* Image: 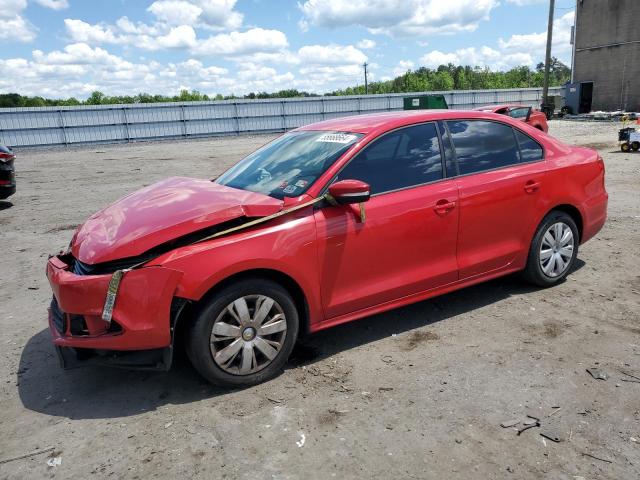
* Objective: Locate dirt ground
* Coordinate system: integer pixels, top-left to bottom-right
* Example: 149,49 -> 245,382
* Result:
0,120 -> 639,479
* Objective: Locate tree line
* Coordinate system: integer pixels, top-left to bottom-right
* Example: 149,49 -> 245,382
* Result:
0,59 -> 570,108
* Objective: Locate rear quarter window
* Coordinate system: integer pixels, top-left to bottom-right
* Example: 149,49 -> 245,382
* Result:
514,130 -> 544,162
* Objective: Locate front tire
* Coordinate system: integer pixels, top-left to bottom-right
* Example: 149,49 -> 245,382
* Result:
523,211 -> 579,287
185,278 -> 299,387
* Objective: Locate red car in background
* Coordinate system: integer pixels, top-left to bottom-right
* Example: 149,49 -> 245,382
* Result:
0,144 -> 16,200
46,110 -> 606,387
474,104 -> 549,132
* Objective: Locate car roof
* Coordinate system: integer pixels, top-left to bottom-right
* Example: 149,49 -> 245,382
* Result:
294,109 -> 524,135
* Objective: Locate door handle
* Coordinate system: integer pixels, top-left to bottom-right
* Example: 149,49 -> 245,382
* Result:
434,199 -> 456,215
524,180 -> 540,193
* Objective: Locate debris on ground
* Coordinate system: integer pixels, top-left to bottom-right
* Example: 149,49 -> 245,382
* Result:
0,446 -> 55,465
581,452 -> 613,464
46,455 -> 62,467
540,431 -> 562,443
586,368 -> 608,380
500,419 -> 520,428
517,419 -> 540,436
618,370 -> 640,383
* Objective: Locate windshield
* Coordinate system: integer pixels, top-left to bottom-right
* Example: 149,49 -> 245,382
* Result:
216,131 -> 362,199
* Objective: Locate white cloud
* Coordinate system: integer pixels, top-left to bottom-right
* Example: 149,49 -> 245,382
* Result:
0,44 -> 156,98
154,25 -> 198,49
148,1 -> 202,26
0,0 -> 27,17
299,0 -> 499,37
420,50 -> 459,67
0,0 -> 71,41
293,45 -> 368,90
64,19 -> 118,44
32,43 -> 127,66
498,11 -> 574,59
0,42 -> 307,98
420,46 -> 534,70
297,44 -> 367,66
0,0 -> 35,41
147,0 -> 242,30
65,17 -> 287,56
418,11 -> 574,71
0,12 -> 36,42
192,28 -> 289,56
34,0 -> 69,9
356,38 -> 376,49
393,59 -> 414,76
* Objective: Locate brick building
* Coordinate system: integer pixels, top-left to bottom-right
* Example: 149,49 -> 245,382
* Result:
572,0 -> 640,112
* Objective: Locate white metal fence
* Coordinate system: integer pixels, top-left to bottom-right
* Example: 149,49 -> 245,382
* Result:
0,87 -> 563,148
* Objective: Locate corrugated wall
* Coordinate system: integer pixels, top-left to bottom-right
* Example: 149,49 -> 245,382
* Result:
0,87 -> 563,148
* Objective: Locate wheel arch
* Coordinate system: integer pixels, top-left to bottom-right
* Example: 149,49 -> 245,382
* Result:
182,268 -> 312,336
547,204 -> 584,241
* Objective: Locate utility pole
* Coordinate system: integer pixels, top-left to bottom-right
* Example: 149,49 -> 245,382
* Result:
363,62 -> 369,95
541,0 -> 555,116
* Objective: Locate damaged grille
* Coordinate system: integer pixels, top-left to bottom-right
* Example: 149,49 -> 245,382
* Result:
50,296 -> 66,334
72,256 -> 151,276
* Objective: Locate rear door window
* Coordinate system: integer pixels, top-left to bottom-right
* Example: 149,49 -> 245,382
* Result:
509,107 -> 531,120
514,130 -> 544,162
446,120 -> 521,175
337,123 -> 443,194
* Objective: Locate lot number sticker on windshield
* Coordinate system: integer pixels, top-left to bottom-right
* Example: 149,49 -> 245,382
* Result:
315,133 -> 358,144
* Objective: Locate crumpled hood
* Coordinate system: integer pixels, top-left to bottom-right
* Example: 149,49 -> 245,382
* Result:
72,177 -> 283,264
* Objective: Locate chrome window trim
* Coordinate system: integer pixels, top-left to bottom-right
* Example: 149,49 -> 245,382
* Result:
317,118 -> 547,203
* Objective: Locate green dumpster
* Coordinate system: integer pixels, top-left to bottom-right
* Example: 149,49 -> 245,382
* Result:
403,94 -> 448,110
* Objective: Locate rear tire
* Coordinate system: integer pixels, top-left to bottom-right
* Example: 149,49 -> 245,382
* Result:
522,211 -> 579,287
185,278 -> 299,387
621,142 -> 630,152
631,141 -> 639,151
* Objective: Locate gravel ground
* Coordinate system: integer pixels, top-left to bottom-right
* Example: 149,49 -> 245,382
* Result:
0,120 -> 639,479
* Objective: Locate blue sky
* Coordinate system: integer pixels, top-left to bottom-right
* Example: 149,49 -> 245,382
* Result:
0,0 -> 575,98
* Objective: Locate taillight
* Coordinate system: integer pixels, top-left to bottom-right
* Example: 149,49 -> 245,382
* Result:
0,152 -> 15,162
0,180 -> 11,185
598,156 -> 606,189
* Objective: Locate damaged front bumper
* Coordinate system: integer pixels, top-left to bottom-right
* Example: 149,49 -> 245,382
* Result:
46,255 -> 184,370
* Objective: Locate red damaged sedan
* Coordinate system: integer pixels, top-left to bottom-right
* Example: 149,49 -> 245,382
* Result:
473,104 -> 549,132
46,110 -> 607,386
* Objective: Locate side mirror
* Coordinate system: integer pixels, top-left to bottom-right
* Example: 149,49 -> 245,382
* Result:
327,179 -> 371,205
525,107 -> 532,122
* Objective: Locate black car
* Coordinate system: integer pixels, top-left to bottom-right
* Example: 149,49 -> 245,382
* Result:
0,144 -> 16,200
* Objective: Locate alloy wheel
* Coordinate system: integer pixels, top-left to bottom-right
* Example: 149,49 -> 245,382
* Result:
539,222 -> 574,278
210,295 -> 287,375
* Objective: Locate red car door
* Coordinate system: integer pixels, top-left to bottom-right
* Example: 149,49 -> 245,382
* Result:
314,122 -> 459,319
446,120 -> 548,279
